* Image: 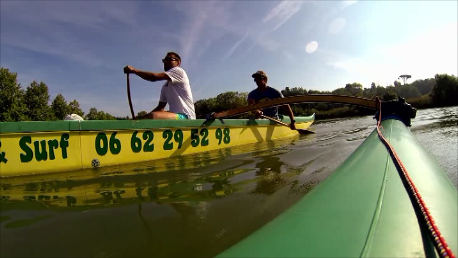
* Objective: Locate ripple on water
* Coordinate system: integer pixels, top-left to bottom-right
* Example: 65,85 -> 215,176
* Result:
0,108 -> 455,258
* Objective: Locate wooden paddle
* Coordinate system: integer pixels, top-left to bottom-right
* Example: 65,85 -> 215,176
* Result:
125,71 -> 136,120
212,94 -> 377,119
260,114 -> 314,134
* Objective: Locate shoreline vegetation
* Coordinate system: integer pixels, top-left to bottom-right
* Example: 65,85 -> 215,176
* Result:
1,67 -> 457,122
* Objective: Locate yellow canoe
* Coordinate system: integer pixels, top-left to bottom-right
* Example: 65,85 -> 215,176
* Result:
0,115 -> 314,177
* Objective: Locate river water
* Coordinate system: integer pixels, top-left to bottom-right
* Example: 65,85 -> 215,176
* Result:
0,106 -> 456,258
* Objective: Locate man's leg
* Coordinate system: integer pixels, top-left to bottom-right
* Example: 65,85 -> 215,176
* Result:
137,111 -> 178,120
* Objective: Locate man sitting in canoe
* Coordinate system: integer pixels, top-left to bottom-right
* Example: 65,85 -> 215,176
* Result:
123,52 -> 196,120
248,70 -> 296,129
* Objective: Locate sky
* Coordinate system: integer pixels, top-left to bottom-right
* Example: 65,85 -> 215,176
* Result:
1,0 -> 457,118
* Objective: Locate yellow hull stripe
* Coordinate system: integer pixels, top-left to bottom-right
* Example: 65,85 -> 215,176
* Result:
0,122 -> 312,177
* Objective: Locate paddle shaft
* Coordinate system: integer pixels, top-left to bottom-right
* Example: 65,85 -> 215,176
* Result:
260,115 -> 314,134
213,94 -> 377,119
126,73 -> 136,120
260,114 -> 289,127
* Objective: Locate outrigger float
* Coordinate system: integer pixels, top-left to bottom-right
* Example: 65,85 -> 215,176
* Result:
0,94 -> 377,178
216,97 -> 457,258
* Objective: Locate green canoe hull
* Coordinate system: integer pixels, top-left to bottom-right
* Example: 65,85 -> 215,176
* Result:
217,118 -> 457,257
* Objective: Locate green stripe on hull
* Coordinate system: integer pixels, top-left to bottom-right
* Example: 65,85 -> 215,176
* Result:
0,116 -> 314,133
217,119 -> 457,258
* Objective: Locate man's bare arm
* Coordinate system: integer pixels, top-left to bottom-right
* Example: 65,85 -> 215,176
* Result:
248,98 -> 263,118
134,69 -> 171,82
152,101 -> 167,112
282,104 -> 295,121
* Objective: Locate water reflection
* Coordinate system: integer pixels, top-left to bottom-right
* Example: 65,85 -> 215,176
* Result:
3,108 -> 454,258
0,150 -> 305,212
1,137 -> 325,258
252,156 -> 285,196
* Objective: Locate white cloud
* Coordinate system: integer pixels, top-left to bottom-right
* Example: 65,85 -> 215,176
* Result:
340,0 -> 358,10
284,51 -> 294,60
305,41 -> 319,53
2,28 -> 103,67
326,21 -> 458,85
0,1 -> 140,68
327,58 -> 368,73
165,1 -> 236,65
328,18 -> 346,34
320,1 -> 358,26
166,1 -> 306,62
242,31 -> 283,56
101,2 -> 139,26
316,48 -> 349,60
263,1 -> 303,31
1,1 -> 138,30
223,32 -> 249,61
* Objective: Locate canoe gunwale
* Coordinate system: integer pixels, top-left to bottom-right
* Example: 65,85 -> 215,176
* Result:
0,115 -> 315,134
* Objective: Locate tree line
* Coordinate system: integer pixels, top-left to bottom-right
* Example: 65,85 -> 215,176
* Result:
1,67 -> 457,122
0,67 -> 128,122
194,73 -> 457,119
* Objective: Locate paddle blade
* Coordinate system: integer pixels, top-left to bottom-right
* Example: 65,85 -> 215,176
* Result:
297,129 -> 315,135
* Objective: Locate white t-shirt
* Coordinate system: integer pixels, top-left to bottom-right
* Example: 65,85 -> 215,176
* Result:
160,67 -> 196,119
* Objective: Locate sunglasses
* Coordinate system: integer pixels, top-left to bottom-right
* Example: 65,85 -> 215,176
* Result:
162,57 -> 178,63
254,77 -> 265,81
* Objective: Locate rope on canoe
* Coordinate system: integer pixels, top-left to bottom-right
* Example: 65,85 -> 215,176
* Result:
375,97 -> 455,258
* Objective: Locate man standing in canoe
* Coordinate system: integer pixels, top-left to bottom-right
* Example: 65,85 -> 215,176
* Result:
123,52 -> 196,120
248,70 -> 296,129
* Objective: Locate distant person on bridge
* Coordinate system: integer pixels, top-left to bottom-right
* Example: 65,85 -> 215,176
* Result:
124,51 -> 196,120
247,70 -> 296,130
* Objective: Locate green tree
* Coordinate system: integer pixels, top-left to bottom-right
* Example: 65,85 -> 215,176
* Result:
194,98 -> 218,118
68,100 -> 84,117
344,83 -> 363,96
430,74 -> 458,106
395,84 -> 420,99
398,74 -> 411,85
216,91 -> 248,110
383,92 -> 398,101
24,81 -> 52,121
332,87 -> 350,96
283,87 -> 291,96
282,87 -> 307,97
308,89 -> 331,94
137,111 -> 148,117
97,111 -> 115,120
115,116 -> 130,120
193,91 -> 249,118
0,67 -> 28,121
85,107 -> 116,120
85,107 -> 99,120
411,78 -> 436,95
51,94 -> 70,120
